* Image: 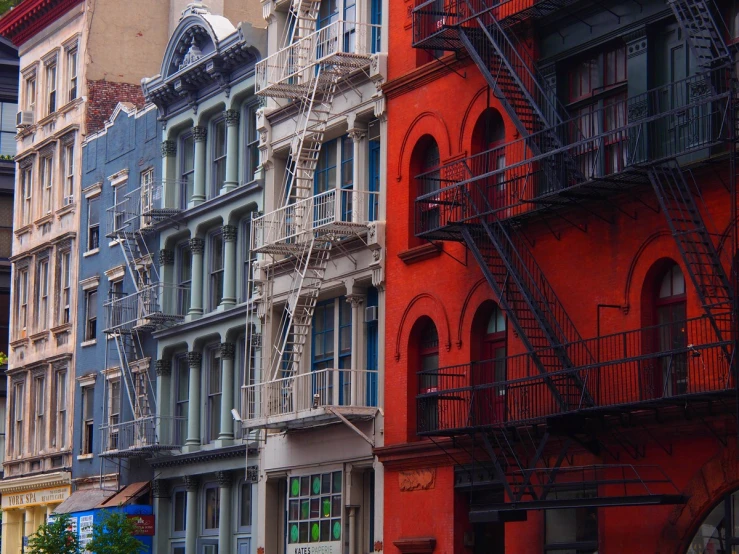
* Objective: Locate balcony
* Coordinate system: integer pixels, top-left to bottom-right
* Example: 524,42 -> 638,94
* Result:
242,368 -> 379,430
256,19 -> 381,99
412,0 -> 586,51
417,315 -> 732,436
103,284 -> 190,333
106,181 -> 182,238
99,416 -> 186,458
415,67 -> 733,240
252,188 -> 379,254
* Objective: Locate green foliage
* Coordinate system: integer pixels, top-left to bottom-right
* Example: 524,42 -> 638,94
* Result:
85,510 -> 147,554
27,512 -> 79,554
0,0 -> 20,18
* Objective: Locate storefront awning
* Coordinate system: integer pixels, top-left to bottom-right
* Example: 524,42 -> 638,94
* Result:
98,482 -> 150,508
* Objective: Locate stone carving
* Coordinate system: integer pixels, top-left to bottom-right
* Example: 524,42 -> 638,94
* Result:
184,475 -> 199,491
224,109 -> 240,126
216,471 -> 232,487
220,342 -> 235,360
161,140 -> 176,157
179,37 -> 204,71
398,468 -> 436,491
189,237 -> 205,254
155,359 -> 171,376
192,125 -> 207,142
159,249 -> 174,266
187,351 -> 202,368
222,225 -> 237,241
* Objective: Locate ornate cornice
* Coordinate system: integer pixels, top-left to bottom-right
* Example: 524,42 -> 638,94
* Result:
149,444 -> 252,468
0,471 -> 71,493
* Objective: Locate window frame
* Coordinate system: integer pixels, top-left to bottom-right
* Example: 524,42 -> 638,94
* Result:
211,116 -> 227,198
62,142 -> 75,204
172,487 -> 188,537
209,230 -> 224,311
238,480 -> 253,531
87,196 -> 100,251
20,164 -> 32,226
176,242 -> 192,315
202,482 -> 221,534
40,155 -> 54,216
45,60 -> 57,115
314,139 -> 338,195
81,384 -> 94,455
58,248 -> 72,325
244,102 -> 260,183
205,345 -> 222,444
286,470 -> 344,545
84,288 -> 98,341
11,379 -> 24,458
174,354 -> 189,446
179,131 -> 195,209
36,255 -> 50,331
239,217 -> 253,304
107,378 -> 121,450
15,265 -> 29,338
66,47 -> 78,103
53,368 -> 67,450
24,73 -> 36,113
31,373 -> 45,454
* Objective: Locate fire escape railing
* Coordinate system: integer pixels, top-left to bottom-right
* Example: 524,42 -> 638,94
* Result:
103,284 -> 191,333
417,315 -> 733,435
99,416 -> 187,457
414,66 -> 732,238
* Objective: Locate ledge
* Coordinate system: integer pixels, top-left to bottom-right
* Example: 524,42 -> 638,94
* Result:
14,224 -> 32,237
397,242 -> 442,265
393,538 -> 437,554
56,203 -> 76,219
149,444 -> 253,468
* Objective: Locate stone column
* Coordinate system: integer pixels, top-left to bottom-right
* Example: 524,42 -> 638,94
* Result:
23,508 -> 33,547
220,225 -> 237,309
192,125 -> 207,206
159,249 -> 175,313
184,476 -> 199,554
346,295 -> 364,405
348,127 -> 367,223
161,139 -> 177,208
185,351 -> 202,451
222,109 -> 240,194
155,359 -> 172,440
188,238 -> 205,318
218,342 -> 235,443
217,471 -> 233,554
152,479 -> 170,554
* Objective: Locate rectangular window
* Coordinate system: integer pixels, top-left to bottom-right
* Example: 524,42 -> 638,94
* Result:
175,356 -> 189,445
212,118 -> 226,197
245,104 -> 259,181
62,143 -> 74,203
314,139 -> 337,194
87,197 -> 100,251
0,102 -> 17,157
210,232 -> 224,310
54,370 -> 67,449
287,472 -> 343,544
240,483 -> 252,528
173,489 -> 187,534
240,218 -> 252,303
340,135 -> 353,222
25,75 -> 36,113
85,289 -> 98,341
544,489 -> 598,553
32,375 -> 45,453
81,385 -> 94,454
12,380 -> 23,457
58,249 -> 72,325
46,62 -> 57,114
36,257 -> 49,331
140,168 -> 154,218
112,183 -> 126,232
20,165 -> 32,226
16,266 -> 28,337
177,244 -> 192,314
40,156 -> 53,215
108,379 -> 121,450
206,347 -> 222,443
67,48 -> 78,102
109,280 -> 123,327
180,133 -> 195,208
204,485 -> 220,530
368,134 -> 380,222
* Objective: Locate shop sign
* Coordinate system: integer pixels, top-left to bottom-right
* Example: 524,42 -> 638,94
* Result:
128,515 -> 155,536
290,543 -> 341,554
2,486 -> 70,509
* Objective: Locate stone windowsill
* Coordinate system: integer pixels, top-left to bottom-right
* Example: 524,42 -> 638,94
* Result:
83,248 -> 99,258
80,339 -> 97,348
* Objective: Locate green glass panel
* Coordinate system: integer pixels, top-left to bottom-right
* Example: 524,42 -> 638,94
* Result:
289,524 -> 299,543
312,475 -> 321,495
301,500 -> 310,520
333,471 -> 342,493
311,522 -> 320,542
332,519 -> 341,540
290,477 -> 300,497
322,497 -> 331,518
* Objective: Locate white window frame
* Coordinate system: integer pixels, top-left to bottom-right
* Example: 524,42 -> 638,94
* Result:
66,47 -> 78,103
16,266 -> 29,338
58,249 -> 72,325
62,142 -> 75,205
53,368 -> 67,450
25,73 -> 36,113
84,288 -> 98,341
81,384 -> 94,454
45,61 -> 57,115
20,165 -> 32,226
12,380 -> 24,457
40,155 -> 53,215
32,374 -> 45,454
37,256 -> 50,331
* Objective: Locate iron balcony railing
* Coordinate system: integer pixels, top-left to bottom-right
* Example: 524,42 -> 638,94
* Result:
241,367 -> 379,428
414,67 -> 733,239
103,283 -> 190,332
251,189 -> 379,254
417,315 -> 732,435
99,416 -> 186,456
256,20 -> 381,98
106,181 -> 183,238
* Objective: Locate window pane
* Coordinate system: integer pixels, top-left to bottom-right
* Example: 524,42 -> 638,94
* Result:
173,490 -> 187,532
205,487 -> 220,529
240,483 -> 252,527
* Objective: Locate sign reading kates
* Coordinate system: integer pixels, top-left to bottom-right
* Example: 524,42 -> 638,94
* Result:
291,543 -> 341,554
1,486 -> 70,509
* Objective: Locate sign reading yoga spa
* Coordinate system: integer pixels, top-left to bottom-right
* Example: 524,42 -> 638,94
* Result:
2,486 -> 71,509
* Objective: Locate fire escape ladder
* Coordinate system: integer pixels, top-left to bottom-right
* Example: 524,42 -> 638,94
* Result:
648,161 -> 734,345
668,0 -> 731,71
286,0 -> 322,44
111,330 -> 153,421
268,238 -> 332,383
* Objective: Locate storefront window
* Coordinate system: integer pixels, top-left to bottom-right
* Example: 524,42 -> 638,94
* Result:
687,489 -> 739,553
287,471 -> 342,545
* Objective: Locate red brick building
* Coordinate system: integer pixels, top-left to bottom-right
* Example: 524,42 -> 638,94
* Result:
377,0 -> 739,552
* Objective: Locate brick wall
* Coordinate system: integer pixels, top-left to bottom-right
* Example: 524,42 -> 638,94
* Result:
86,79 -> 145,134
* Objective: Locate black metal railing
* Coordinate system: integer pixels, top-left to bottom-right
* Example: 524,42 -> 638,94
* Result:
99,416 -> 186,456
414,67 -> 732,239
417,315 -> 732,435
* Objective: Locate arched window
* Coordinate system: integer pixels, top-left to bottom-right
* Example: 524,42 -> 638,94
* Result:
411,136 -> 441,241
652,263 -> 687,398
418,319 -> 439,433
687,489 -> 739,552
471,108 -> 506,211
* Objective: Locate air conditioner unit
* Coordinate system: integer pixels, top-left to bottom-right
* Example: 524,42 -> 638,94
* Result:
365,306 -> 378,323
16,110 -> 34,128
62,195 -> 74,206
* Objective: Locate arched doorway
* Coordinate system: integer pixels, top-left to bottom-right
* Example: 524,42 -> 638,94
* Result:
471,302 -> 507,425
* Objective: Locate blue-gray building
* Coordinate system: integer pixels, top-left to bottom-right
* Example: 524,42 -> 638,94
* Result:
65,103 -> 162,549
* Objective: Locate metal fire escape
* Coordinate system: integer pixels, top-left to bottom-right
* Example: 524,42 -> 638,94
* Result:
246,0 -> 379,418
411,0 -> 738,515
102,182 -> 185,456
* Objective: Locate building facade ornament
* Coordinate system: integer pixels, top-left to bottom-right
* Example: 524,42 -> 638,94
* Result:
159,249 -> 175,266
189,237 -> 205,254
161,140 -> 177,157
224,109 -> 240,126
155,359 -> 171,376
192,125 -> 207,142
187,351 -> 202,368
222,225 -> 238,242
220,342 -> 235,360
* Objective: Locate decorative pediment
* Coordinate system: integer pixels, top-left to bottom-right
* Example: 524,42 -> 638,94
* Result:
169,26 -> 214,76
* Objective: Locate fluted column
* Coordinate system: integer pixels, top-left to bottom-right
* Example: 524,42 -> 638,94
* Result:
217,471 -> 233,554
188,238 -> 205,318
185,352 -> 202,450
152,480 -> 170,554
161,140 -> 177,208
223,109 -> 240,193
220,225 -> 237,309
192,126 -> 207,206
218,342 -> 235,443
184,476 -> 199,554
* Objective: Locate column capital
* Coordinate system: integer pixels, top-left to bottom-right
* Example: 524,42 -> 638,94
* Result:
348,127 -> 366,143
224,109 -> 240,126
216,471 -> 232,487
156,359 -> 171,376
159,249 -> 175,266
184,475 -> 199,491
220,342 -> 236,360
187,351 -> 202,368
346,294 -> 365,308
152,479 -> 170,498
189,237 -> 205,254
161,139 -> 176,157
192,126 -> 207,142
222,225 -> 238,242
